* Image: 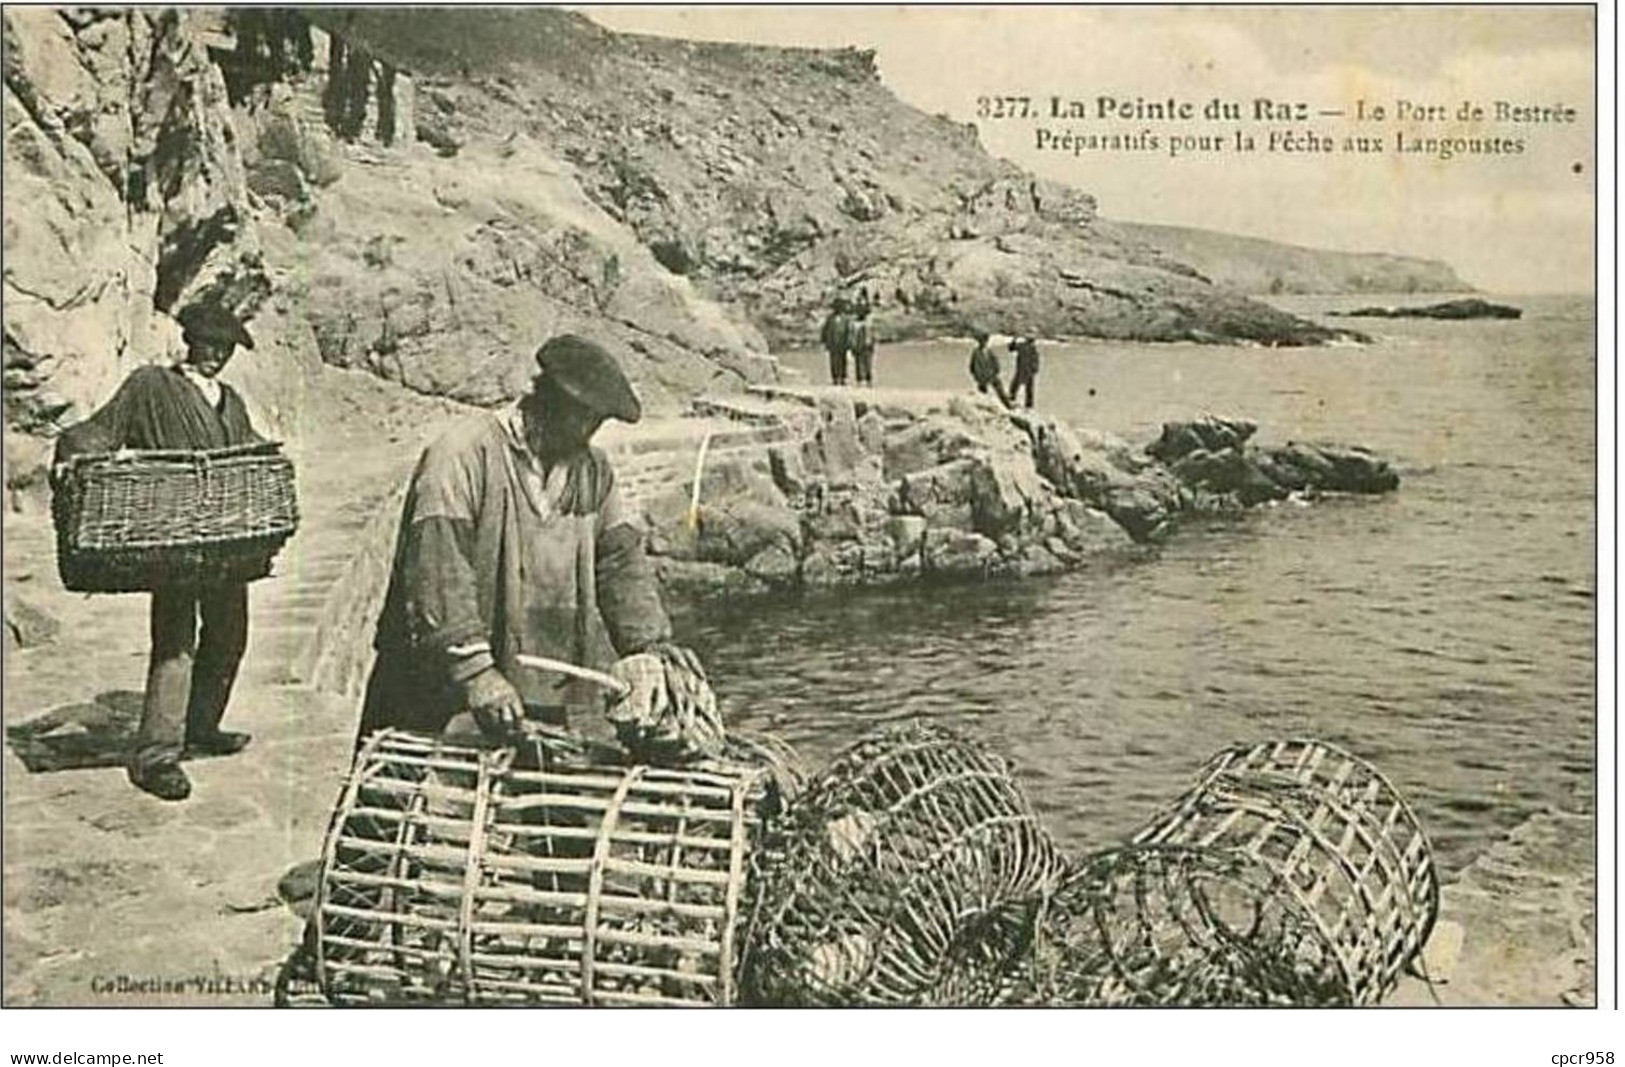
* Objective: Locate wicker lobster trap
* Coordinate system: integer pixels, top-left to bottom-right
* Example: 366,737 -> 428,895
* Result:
1022,738 -> 1438,1006
740,721 -> 1064,1006
51,442 -> 299,592
312,728 -> 789,1006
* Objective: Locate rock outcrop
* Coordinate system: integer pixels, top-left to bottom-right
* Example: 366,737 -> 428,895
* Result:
1336,298 -> 1522,321
2,7 -> 783,494
640,395 -> 1399,597
4,8 -> 269,434
1113,222 -> 1471,296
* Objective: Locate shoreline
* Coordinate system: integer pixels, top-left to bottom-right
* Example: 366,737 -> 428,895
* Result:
1,372 -> 1591,1007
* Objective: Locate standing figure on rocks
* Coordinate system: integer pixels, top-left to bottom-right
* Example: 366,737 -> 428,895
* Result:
850,303 -> 877,387
1008,335 -> 1041,409
356,334 -> 709,748
820,297 -> 852,386
52,305 -> 265,802
968,329 -> 1011,408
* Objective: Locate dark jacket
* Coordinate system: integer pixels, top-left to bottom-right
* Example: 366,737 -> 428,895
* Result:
849,317 -> 875,357
54,364 -> 263,460
1011,339 -> 1040,378
819,311 -> 851,356
969,342 -> 1000,384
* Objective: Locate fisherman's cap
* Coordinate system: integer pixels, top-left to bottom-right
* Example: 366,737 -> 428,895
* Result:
178,303 -> 255,350
972,327 -> 990,342
535,334 -> 642,423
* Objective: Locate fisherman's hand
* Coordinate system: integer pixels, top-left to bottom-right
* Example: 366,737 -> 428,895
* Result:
462,668 -> 525,740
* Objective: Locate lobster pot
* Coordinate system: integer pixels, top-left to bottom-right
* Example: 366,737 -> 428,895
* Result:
741,722 -> 1063,1006
1028,738 -> 1438,1006
52,442 -> 299,592
313,729 -> 776,1006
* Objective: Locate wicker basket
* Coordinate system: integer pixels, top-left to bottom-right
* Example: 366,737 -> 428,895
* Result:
740,721 -> 1064,1006
1023,738 -> 1438,1006
52,442 -> 299,592
312,729 -> 785,1006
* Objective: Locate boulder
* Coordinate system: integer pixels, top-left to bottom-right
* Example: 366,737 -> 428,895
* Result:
921,528 -> 997,575
881,416 -> 985,480
743,543 -> 799,586
1052,500 -> 1136,557
884,515 -> 927,560
1146,415 -> 1258,464
697,500 -> 802,567
897,458 -> 980,529
1263,442 -> 1399,494
1266,443 -> 1400,494
967,452 -> 1048,538
1170,447 -> 1290,506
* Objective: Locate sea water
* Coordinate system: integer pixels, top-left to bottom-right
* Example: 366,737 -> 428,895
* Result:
679,294 -> 1596,876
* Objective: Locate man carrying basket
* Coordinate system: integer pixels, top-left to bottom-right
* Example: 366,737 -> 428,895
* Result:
53,304 -> 265,801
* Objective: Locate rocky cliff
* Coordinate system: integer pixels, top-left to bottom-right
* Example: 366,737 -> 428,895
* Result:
2,6 -> 778,456
314,8 -> 1344,349
1114,222 -> 1471,295
6,7 -> 1378,497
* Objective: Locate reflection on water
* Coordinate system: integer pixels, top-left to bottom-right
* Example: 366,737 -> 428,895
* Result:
677,295 -> 1596,876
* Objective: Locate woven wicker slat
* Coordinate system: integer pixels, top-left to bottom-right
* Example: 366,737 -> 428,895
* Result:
52,442 -> 299,592
311,729 -> 787,1006
1017,738 -> 1438,1006
739,721 -> 1064,1006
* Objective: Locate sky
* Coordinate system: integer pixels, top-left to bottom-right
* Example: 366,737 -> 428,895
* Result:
579,4 -> 1597,293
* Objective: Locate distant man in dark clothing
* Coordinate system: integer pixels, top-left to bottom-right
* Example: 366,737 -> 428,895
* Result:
53,305 -> 264,802
1008,336 -> 1040,409
357,334 -> 705,747
819,297 -> 852,386
968,329 -> 1011,408
849,304 -> 876,386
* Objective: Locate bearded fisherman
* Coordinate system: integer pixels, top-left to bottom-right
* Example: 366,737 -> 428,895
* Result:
356,334 -> 708,748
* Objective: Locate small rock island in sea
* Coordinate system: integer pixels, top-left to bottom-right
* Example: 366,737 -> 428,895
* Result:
1334,298 -> 1523,320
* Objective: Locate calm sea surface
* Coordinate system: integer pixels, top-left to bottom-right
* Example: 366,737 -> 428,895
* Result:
676,294 -> 1596,877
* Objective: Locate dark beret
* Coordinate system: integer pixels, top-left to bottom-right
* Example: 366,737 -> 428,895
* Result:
178,304 -> 254,350
535,334 -> 642,423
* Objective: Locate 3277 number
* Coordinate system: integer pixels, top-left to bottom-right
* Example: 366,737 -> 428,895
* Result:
976,96 -> 1033,119
1551,1054 -> 1614,1065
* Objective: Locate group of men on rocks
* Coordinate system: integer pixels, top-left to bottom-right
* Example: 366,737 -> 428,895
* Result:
818,294 -> 1041,409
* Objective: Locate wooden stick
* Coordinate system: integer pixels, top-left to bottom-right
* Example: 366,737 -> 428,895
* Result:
514,653 -> 631,699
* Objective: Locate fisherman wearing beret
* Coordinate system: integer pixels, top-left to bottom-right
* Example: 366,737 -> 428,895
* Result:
356,334 -> 704,746
53,302 -> 265,801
